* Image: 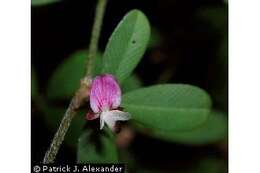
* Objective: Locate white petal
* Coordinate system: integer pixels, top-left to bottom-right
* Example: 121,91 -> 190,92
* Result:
103,114 -> 116,130
107,110 -> 131,121
100,113 -> 105,130
100,110 -> 131,131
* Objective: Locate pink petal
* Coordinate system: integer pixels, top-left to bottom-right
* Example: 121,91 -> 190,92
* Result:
90,74 -> 121,113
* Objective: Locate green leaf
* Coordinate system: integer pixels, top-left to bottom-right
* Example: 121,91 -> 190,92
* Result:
77,129 -> 119,163
122,84 -> 212,131
102,9 -> 151,83
32,0 -> 59,6
148,111 -> 227,145
47,50 -> 102,100
42,106 -> 85,147
122,74 -> 142,92
31,69 -> 38,99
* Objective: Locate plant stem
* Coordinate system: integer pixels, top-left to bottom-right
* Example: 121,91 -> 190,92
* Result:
43,100 -> 77,163
43,0 -> 108,164
86,0 -> 107,76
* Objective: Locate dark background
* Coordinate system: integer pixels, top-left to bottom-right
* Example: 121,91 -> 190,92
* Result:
32,0 -> 228,172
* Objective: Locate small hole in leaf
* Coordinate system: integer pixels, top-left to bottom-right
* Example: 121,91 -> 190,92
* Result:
132,40 -> 136,44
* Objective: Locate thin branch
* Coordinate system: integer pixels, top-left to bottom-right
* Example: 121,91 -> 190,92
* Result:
43,0 -> 108,164
86,0 -> 107,76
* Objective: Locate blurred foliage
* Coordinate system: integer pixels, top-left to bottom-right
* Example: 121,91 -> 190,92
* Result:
189,158 -> 227,173
77,128 -> 119,163
198,6 -> 228,111
198,6 -> 228,33
47,49 -> 142,100
47,50 -> 102,100
32,0 -> 59,6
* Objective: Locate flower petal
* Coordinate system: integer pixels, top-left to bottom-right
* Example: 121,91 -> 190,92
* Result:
100,113 -> 105,130
100,110 -> 131,131
107,110 -> 131,121
90,74 -> 121,113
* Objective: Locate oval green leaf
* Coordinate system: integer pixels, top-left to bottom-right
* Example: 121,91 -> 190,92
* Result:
122,84 -> 212,131
77,129 -> 119,163
102,9 -> 151,83
148,111 -> 227,145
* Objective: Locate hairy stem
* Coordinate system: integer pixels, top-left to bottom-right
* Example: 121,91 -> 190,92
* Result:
43,101 -> 77,163
86,0 -> 107,76
43,78 -> 91,164
43,0 -> 108,164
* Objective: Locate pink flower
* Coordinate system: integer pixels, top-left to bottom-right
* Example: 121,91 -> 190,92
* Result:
86,74 -> 131,131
